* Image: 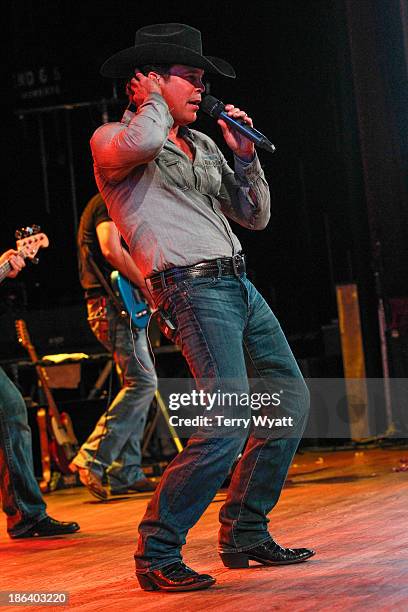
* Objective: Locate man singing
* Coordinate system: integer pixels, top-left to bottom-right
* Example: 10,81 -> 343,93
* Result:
91,23 -> 314,592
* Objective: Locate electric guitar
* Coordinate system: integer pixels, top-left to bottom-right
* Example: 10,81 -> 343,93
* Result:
110,270 -> 150,329
0,226 -> 49,284
15,319 -> 79,491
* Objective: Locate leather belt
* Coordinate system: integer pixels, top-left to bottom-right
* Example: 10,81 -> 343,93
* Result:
147,253 -> 246,293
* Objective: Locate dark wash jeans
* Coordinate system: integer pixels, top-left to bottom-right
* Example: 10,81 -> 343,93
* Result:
0,367 -> 47,536
135,273 -> 310,571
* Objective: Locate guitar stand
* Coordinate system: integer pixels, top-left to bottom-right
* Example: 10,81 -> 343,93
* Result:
87,358 -> 114,399
142,390 -> 183,466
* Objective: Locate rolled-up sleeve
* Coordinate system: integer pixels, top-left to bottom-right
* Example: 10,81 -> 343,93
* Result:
218,153 -> 271,230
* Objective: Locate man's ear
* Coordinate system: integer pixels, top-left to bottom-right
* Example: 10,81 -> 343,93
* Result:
147,71 -> 161,83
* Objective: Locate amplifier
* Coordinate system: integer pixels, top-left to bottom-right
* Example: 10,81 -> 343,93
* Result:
0,303 -> 100,359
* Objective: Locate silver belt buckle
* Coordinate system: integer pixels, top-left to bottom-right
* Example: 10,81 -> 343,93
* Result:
232,253 -> 244,276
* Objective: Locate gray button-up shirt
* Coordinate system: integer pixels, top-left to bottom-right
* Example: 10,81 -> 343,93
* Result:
90,93 -> 271,278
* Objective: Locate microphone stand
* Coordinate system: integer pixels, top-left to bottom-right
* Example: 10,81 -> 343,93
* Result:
372,240 -> 397,439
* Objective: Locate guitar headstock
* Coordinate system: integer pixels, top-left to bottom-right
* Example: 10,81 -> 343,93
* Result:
15,226 -> 49,263
15,319 -> 32,350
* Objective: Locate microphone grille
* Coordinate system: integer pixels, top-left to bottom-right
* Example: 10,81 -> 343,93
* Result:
201,95 -> 225,118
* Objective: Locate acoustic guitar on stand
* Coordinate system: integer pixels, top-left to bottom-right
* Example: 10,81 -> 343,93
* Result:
15,319 -> 79,493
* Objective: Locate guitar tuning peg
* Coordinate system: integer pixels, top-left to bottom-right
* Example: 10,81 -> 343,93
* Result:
15,225 -> 41,240
31,257 -> 39,265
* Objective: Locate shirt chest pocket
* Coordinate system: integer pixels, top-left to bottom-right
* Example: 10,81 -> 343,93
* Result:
195,156 -> 222,196
157,153 -> 191,191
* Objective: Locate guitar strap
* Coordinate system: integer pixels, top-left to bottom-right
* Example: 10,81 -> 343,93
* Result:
86,249 -> 129,320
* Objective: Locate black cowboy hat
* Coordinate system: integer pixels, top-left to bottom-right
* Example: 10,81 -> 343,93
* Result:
100,22 -> 236,79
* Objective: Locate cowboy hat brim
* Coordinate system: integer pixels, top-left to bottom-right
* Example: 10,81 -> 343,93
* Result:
100,42 -> 236,78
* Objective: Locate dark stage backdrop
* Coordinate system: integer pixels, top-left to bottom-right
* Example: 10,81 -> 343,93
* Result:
4,0 -> 408,378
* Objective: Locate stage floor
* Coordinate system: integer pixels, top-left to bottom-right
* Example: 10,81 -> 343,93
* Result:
1,446 -> 407,611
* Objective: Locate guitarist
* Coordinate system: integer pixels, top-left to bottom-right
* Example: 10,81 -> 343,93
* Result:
0,249 -> 80,538
70,193 -> 158,499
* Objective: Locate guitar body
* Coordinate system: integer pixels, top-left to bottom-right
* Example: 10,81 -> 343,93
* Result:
47,431 -> 74,475
59,411 -> 78,447
49,411 -> 78,473
110,270 -> 150,329
49,411 -> 78,448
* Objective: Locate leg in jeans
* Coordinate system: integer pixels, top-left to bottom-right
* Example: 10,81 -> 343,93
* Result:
218,277 -> 310,551
135,276 -> 249,572
72,298 -> 157,489
0,367 -> 47,537
135,274 -> 308,571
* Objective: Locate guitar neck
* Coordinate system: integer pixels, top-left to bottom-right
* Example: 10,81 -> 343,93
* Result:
0,260 -> 12,284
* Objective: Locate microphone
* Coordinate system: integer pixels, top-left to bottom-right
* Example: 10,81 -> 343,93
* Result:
200,95 -> 276,154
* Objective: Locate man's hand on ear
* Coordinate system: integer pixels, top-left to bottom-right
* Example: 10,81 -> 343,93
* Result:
127,70 -> 162,108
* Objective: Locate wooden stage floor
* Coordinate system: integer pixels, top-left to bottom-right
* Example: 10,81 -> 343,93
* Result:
1,446 -> 407,611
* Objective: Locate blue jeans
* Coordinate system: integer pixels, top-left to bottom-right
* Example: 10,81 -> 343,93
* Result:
72,297 -> 157,490
135,274 -> 310,571
0,367 -> 47,536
